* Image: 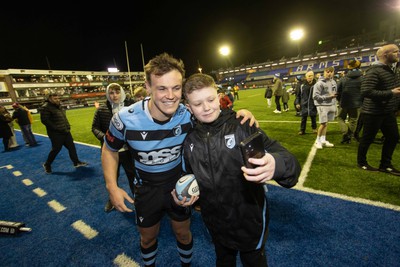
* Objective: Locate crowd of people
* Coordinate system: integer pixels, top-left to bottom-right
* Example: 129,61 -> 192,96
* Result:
290,44 -> 400,176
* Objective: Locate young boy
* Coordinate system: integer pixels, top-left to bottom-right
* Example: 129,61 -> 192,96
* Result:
312,66 -> 338,149
175,73 -> 301,266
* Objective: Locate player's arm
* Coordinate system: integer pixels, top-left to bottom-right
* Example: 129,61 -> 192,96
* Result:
102,143 -> 134,212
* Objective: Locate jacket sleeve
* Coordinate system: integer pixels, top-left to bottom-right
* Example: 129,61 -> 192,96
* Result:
337,78 -> 344,103
91,109 -> 105,142
294,84 -> 302,105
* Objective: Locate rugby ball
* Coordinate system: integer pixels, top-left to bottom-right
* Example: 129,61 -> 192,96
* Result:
175,174 -> 199,202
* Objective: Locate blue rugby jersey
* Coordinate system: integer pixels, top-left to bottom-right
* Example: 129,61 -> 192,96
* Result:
105,98 -> 194,185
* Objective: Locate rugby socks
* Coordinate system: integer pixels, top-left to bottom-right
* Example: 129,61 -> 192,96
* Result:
177,238 -> 193,267
141,240 -> 158,267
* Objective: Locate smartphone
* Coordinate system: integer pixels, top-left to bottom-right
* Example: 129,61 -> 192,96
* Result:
239,131 -> 265,168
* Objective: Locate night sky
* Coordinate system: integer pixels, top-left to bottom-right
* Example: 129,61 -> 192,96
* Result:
1,0 -> 398,75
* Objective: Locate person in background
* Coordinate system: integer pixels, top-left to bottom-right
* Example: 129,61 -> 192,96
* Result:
0,105 -> 14,152
176,73 -> 300,267
218,89 -> 233,110
293,75 -> 303,116
124,92 -> 135,106
40,93 -> 88,174
226,86 -> 235,109
357,44 -> 400,175
11,102 -> 38,147
272,73 -> 283,113
295,70 -> 317,135
282,86 -> 290,112
336,60 -> 363,144
133,86 -> 148,102
101,52 -> 257,267
264,85 -> 273,108
7,111 -> 19,149
92,83 -> 136,212
313,66 -> 337,149
233,84 -> 240,100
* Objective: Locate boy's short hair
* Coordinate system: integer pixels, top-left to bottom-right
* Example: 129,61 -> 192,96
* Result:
183,73 -> 217,99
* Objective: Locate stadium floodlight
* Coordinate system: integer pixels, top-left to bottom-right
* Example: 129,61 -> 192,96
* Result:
107,67 -> 119,73
290,28 -> 304,57
219,45 -> 233,68
290,29 -> 304,41
219,45 -> 231,56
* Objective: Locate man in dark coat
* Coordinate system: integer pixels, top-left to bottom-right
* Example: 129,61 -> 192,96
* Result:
40,93 -> 87,174
0,106 -> 13,152
337,60 -> 363,144
295,70 -> 317,135
357,44 -> 400,175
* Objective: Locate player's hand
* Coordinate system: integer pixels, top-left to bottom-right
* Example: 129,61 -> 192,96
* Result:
241,153 -> 275,183
236,109 -> 259,128
171,189 -> 199,207
109,187 -> 135,212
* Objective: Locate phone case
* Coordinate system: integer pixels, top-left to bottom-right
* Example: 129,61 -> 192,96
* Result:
239,131 -> 265,168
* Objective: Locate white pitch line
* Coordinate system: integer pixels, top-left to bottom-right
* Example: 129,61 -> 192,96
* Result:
0,165 -> 13,169
22,179 -> 33,186
114,253 -> 141,267
33,187 -> 47,197
12,171 -> 22,176
288,139 -> 400,212
71,220 -> 98,240
294,142 -> 318,188
48,199 -> 66,213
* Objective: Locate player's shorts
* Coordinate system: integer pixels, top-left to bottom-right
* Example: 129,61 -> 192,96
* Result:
317,105 -> 336,124
134,180 -> 192,228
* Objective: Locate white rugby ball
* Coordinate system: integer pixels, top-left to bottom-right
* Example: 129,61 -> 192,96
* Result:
175,174 -> 199,202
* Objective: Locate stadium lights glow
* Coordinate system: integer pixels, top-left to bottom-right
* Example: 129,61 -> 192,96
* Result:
350,50 -> 358,53
339,52 -> 348,55
289,29 -> 304,41
329,54 -> 337,57
107,67 -> 119,72
361,48 -> 371,51
219,46 -> 231,56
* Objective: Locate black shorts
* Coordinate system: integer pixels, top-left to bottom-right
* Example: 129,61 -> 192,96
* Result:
134,181 -> 192,228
